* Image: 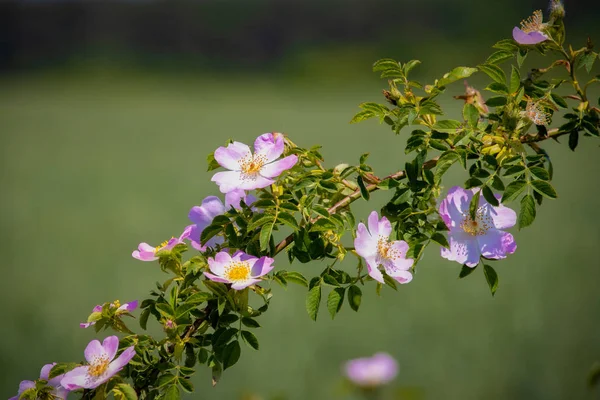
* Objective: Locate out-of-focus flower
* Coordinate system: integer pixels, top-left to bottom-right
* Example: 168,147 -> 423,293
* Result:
438,186 -> 517,267
354,211 -> 414,284
204,251 -> 274,290
188,190 -> 255,251
9,363 -> 69,400
61,336 -> 136,390
79,300 -> 138,329
523,98 -> 550,126
512,10 -> 548,45
211,132 -> 298,193
548,0 -> 565,20
344,353 -> 398,387
132,226 -> 192,261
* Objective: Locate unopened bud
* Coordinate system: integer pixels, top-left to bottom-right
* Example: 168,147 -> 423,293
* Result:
548,0 -> 565,21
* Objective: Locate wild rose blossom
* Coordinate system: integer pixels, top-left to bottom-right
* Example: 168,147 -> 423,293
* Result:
80,300 -> 138,328
354,211 -> 414,284
61,336 -> 136,390
204,250 -> 274,290
439,186 -> 517,267
211,132 -> 298,193
132,226 -> 192,261
188,190 -> 256,251
10,363 -> 69,400
512,10 -> 548,45
344,353 -> 398,387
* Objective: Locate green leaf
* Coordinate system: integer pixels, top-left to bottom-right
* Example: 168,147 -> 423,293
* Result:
222,341 -> 241,370
178,377 -> 194,393
357,175 -> 370,200
486,50 -> 514,65
517,49 -> 528,67
347,285 -> 362,312
350,110 -> 376,124
310,218 -> 337,232
327,288 -> 345,319
247,214 -> 275,231
113,383 -> 138,400
277,212 -> 299,230
203,280 -> 230,297
463,104 -> 479,127
206,152 -> 220,172
588,362 -> 600,388
259,222 -> 273,251
434,151 -> 460,183
518,194 -> 536,229
306,285 -> 322,321
285,271 -> 309,287
529,167 -> 549,181
469,189 -> 481,220
162,384 -> 180,400
156,374 -> 177,388
478,63 -> 506,85
240,317 -> 261,328
493,39 -> 519,51
550,93 -> 568,108
185,292 -> 214,305
200,224 -> 222,247
530,180 -> 558,199
430,232 -> 449,249
49,363 -> 78,379
503,165 -> 526,177
436,66 -> 478,87
312,206 -> 330,218
485,96 -> 508,107
241,330 -> 260,350
155,303 -> 175,319
578,52 -> 597,73
432,119 -> 463,133
502,180 -> 527,203
509,65 -> 521,93
568,131 -> 579,151
459,264 -> 477,278
483,264 -> 499,296
482,185 -> 499,207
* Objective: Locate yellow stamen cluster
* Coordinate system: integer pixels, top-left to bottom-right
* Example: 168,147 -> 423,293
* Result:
525,99 -> 550,126
239,154 -> 267,181
460,209 -> 493,236
520,10 -> 544,33
224,261 -> 251,282
111,300 -> 121,309
88,355 -> 110,378
377,236 -> 401,261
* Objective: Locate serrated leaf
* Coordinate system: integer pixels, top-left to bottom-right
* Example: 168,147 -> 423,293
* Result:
241,330 -> 259,350
478,63 -> 506,85
155,303 -> 175,319
178,377 -> 194,393
463,103 -> 479,127
485,96 -> 508,107
482,185 -> 499,207
459,264 -> 477,278
469,189 -> 481,220
357,175 -> 370,200
156,374 -> 177,388
430,232 -> 449,249
259,222 -> 273,251
436,66 -> 478,87
312,206 -> 330,218
49,363 -> 78,379
483,264 -> 499,296
502,180 -> 527,203
518,194 -> 536,229
347,285 -> 362,312
285,271 -> 308,287
327,287 -> 345,319
434,151 -> 460,183
550,93 -> 568,108
529,167 -> 549,181
162,384 -> 180,400
432,119 -> 463,133
350,110 -> 376,124
306,285 -> 322,321
310,218 -> 337,232
277,212 -> 299,230
486,50 -> 515,65
530,180 -> 558,199
113,383 -> 138,400
509,65 -> 521,93
241,317 -> 261,328
222,341 -> 241,370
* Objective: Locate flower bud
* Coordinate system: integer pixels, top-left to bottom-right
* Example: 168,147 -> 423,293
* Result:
548,0 -> 565,21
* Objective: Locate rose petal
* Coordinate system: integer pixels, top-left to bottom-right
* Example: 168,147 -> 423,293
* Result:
214,141 -> 251,170
260,155 -> 298,178
254,132 -> 284,163
365,259 -> 384,283
102,336 -> 120,361
84,340 -> 106,364
439,186 -> 472,229
441,231 -> 480,267
478,229 -> 517,259
512,27 -> 548,45
250,256 -> 275,277
204,271 -> 230,283
354,223 -> 377,259
60,366 -> 90,390
211,171 -> 245,193
230,278 -> 262,290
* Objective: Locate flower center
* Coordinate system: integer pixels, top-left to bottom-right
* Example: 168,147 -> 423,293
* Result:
88,355 -> 110,378
376,236 -> 400,262
224,261 -> 251,282
239,154 -> 267,181
520,10 -> 543,33
460,210 -> 492,236
524,99 -> 549,126
111,300 -> 121,308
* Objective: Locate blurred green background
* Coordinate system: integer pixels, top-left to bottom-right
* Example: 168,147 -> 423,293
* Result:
1,1 -> 600,399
